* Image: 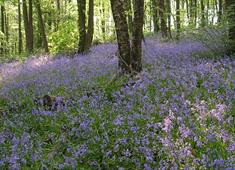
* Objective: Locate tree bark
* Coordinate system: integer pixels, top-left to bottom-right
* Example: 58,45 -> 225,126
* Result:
110,0 -> 131,74
189,0 -> 195,26
1,5 -> 5,55
206,0 -> 209,25
35,0 -> 49,52
5,13 -> 8,43
166,0 -> 172,38
217,0 -> 223,23
176,0 -> 180,40
200,0 -> 205,27
28,0 -> 34,53
55,0 -> 60,31
1,6 -> 4,34
186,0 -> 190,22
225,0 -> 235,54
22,0 -> 33,53
131,0 -> 144,72
4,10 -> 8,54
101,2 -> 106,41
22,0 -> 29,52
194,0 -> 197,26
152,0 -> 160,33
84,0 -> 94,51
159,0 -> 167,37
125,0 -> 133,36
18,0 -> 23,54
77,0 -> 86,53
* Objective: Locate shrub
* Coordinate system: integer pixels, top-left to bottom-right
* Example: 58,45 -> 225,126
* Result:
49,21 -> 79,54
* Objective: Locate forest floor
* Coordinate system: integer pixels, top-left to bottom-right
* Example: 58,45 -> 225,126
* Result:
0,37 -> 234,169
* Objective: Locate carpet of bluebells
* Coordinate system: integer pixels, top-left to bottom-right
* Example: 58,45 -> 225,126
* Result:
0,38 -> 235,169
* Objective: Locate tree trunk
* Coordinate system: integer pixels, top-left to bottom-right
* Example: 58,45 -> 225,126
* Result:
4,11 -> 9,54
1,5 -> 5,34
77,0 -> 86,53
176,0 -> 180,40
22,0 -> 33,53
200,0 -> 205,27
225,0 -> 235,54
131,0 -> 144,73
194,0 -> 197,26
101,2 -> 106,41
166,0 -> 172,38
152,0 -> 160,33
35,0 -> 49,52
1,5 -> 5,55
110,0 -> 131,74
206,0 -> 209,25
186,0 -> 190,22
125,0 -> 133,36
22,0 -> 29,52
28,0 -> 33,53
189,0 -> 195,26
55,0 -> 60,31
217,0 -> 223,23
36,15 -> 43,48
149,2 -> 152,32
189,0 -> 197,27
84,0 -> 94,51
18,0 -> 23,54
159,0 -> 167,37
5,13 -> 8,42
211,0 -> 215,25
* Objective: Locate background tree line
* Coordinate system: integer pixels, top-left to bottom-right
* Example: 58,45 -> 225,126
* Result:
0,0 -> 234,73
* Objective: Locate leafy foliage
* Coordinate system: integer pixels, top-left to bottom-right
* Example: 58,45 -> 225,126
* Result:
49,21 -> 79,54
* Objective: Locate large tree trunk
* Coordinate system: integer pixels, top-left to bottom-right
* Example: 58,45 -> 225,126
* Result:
28,0 -> 33,53
110,0 -> 131,74
176,0 -> 180,40
84,0 -> 94,51
225,0 -> 235,54
131,0 -> 144,73
18,0 -> 23,54
159,0 -> 167,37
35,0 -> 49,52
77,0 -> 86,53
